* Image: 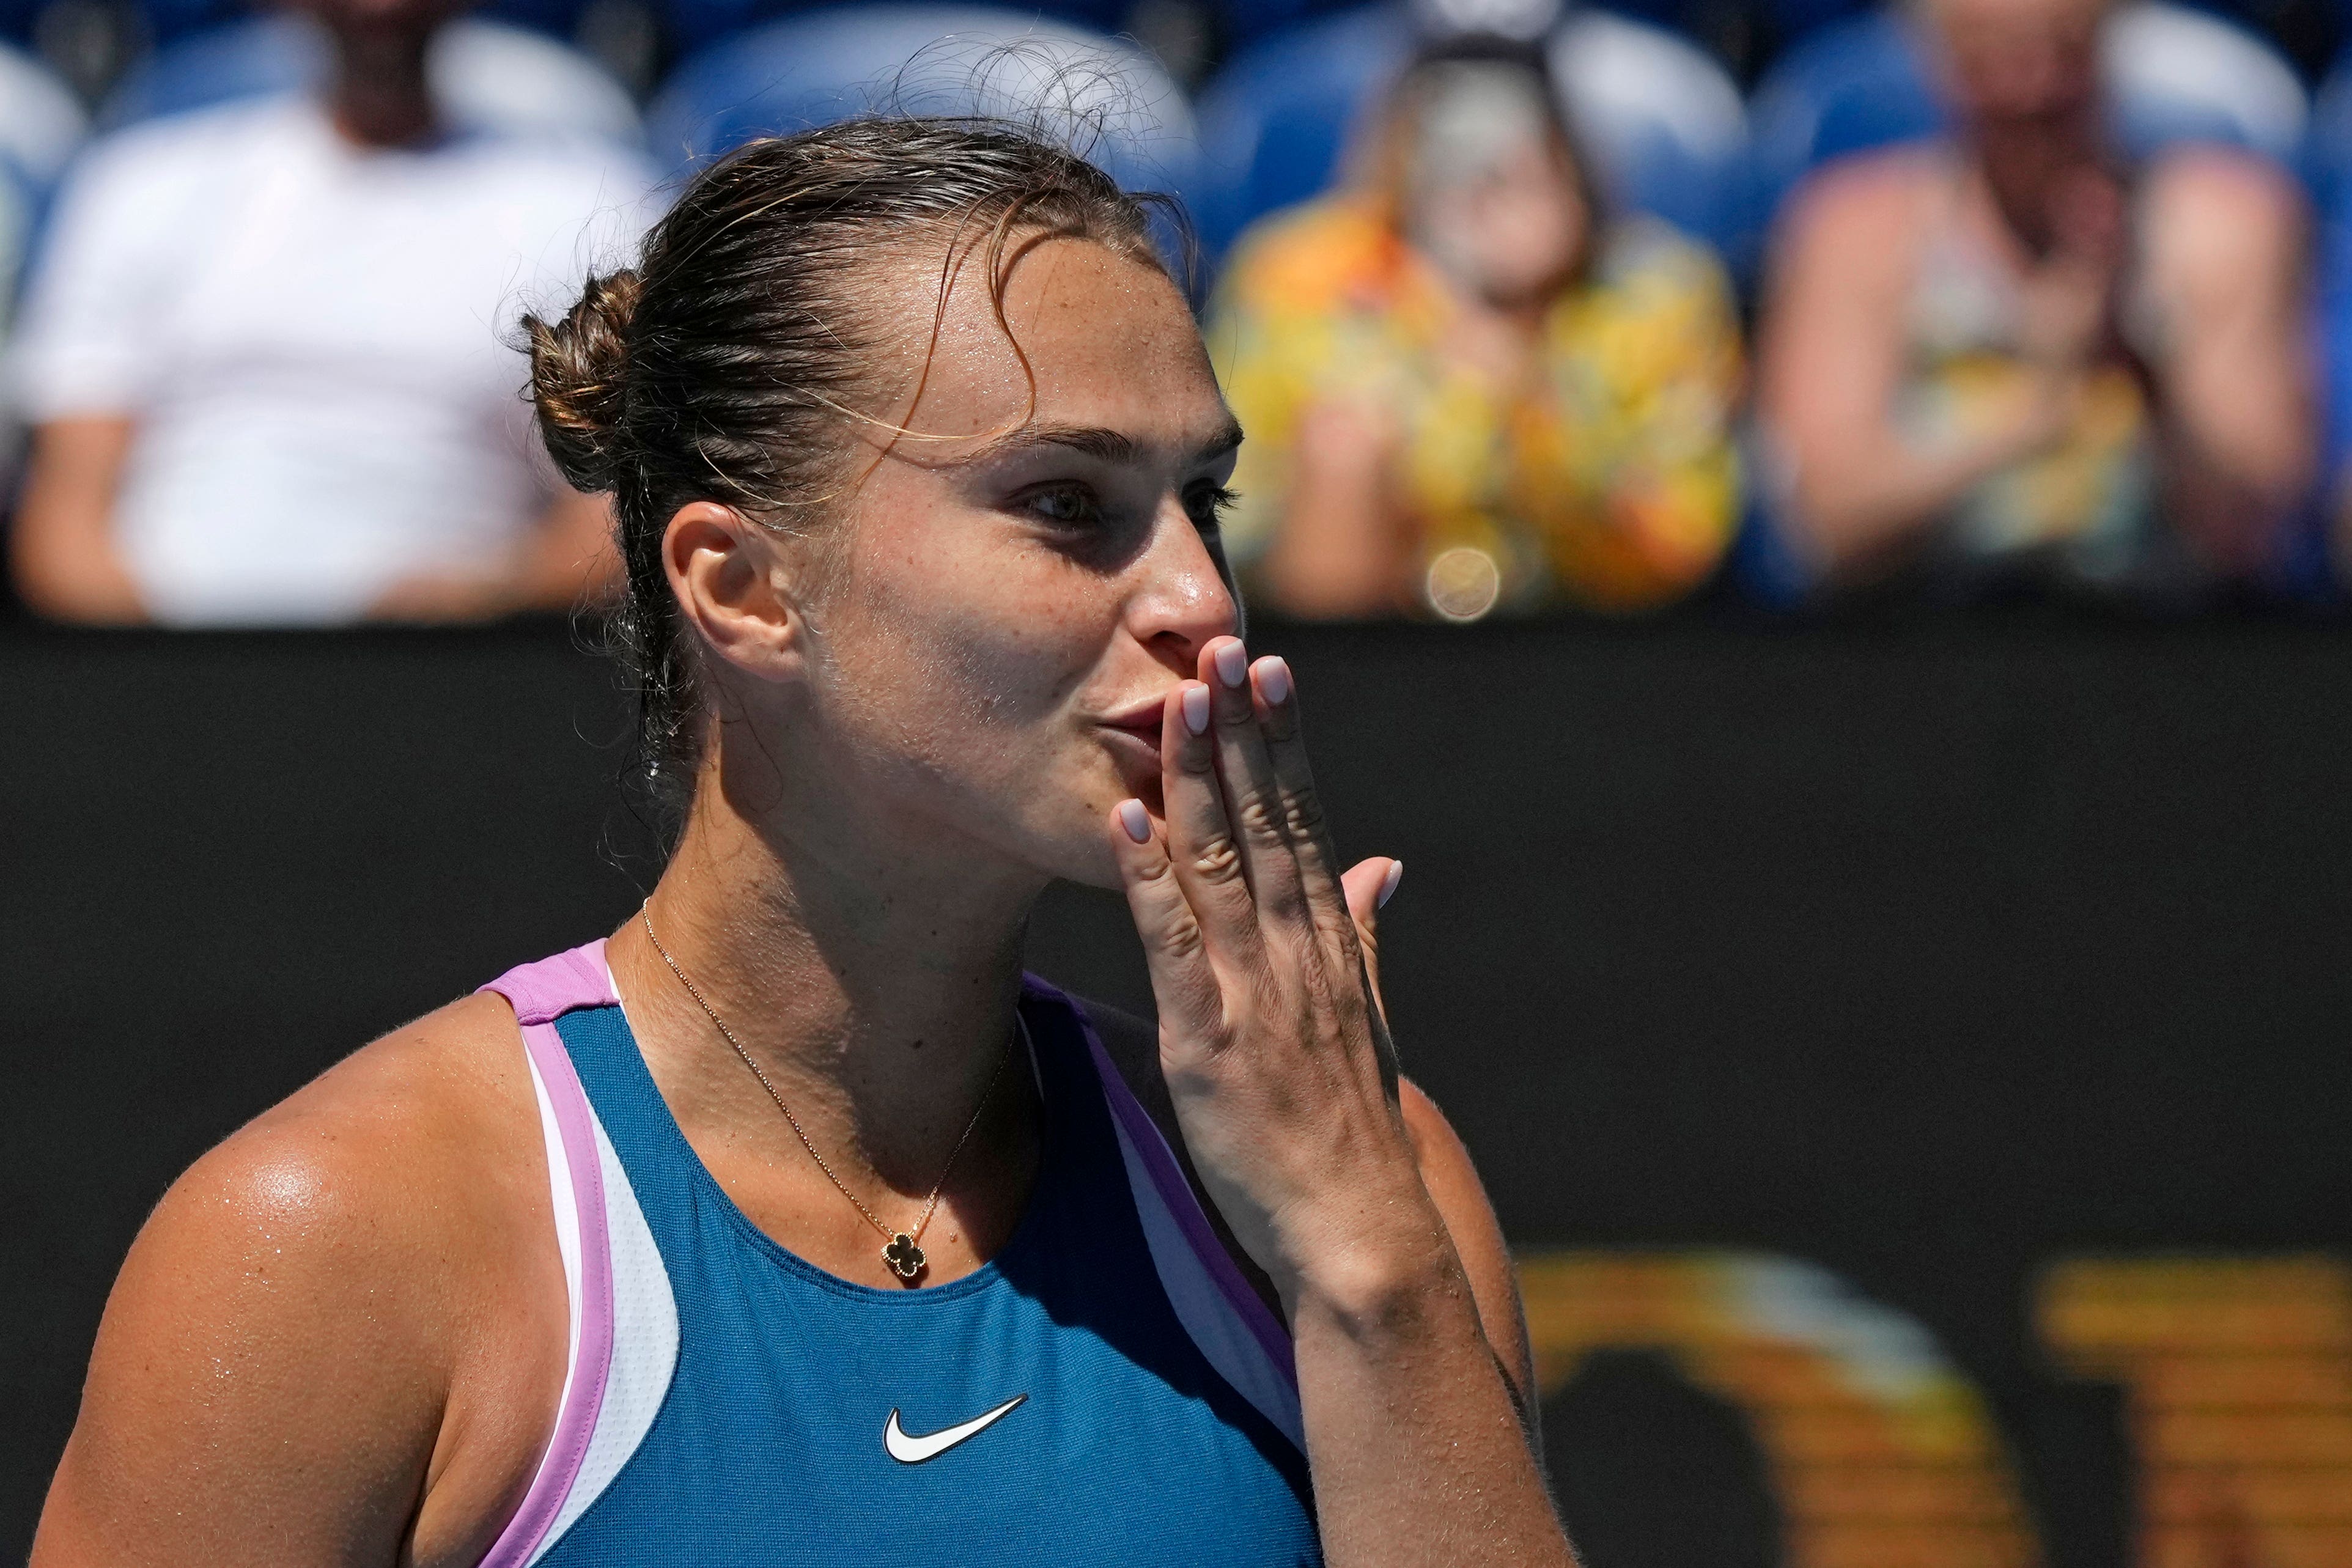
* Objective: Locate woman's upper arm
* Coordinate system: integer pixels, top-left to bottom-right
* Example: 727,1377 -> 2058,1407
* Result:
2139,151 -> 2314,473
1755,160 -> 1922,486
1399,1079 -> 1539,1426
10,416 -> 140,619
34,1002 -> 559,1568
32,1113 -> 458,1568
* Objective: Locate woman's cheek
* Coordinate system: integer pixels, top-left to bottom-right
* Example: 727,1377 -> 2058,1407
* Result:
834,512 -> 1124,829
861,584 -> 1083,779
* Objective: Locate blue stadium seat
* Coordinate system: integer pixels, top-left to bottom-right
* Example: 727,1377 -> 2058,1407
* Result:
130,0 -> 599,46
479,0 -> 602,39
0,35 -> 84,186
100,11 -> 314,121
2300,44 -> 2352,218
1187,3 -> 1400,259
0,39 -> 82,312
1553,7 -> 1749,252
138,0 -> 245,48
2103,1 -> 2306,154
2276,204 -> 2343,598
1189,1 -> 1750,263
1206,0 -> 1342,51
644,3 -> 1200,194
1752,0 -> 1871,56
1739,7 -> 1937,244
1209,0 -> 1733,55
100,12 -> 643,142
657,0 -> 1131,62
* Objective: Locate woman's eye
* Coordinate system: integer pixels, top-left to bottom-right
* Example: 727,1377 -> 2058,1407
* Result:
1185,484 -> 1237,531
1027,486 -> 1100,527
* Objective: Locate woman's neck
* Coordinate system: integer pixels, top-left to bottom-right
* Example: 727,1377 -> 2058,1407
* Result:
1969,123 -> 2104,258
326,26 -> 439,151
605,762 -> 1043,1194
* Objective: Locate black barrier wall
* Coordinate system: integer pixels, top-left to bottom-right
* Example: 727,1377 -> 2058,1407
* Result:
6,618 -> 2350,1566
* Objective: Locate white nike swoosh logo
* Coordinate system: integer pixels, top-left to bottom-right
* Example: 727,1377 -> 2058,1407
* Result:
883,1394 -> 1028,1463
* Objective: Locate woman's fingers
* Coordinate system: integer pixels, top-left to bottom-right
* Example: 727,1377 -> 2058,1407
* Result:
1340,854 -> 1406,1095
1199,636 -> 1309,926
1157,676 -> 1267,974
1136,639 -> 1383,1064
1108,798 -> 1225,1037
1339,856 -> 1401,1025
1255,654 -> 1355,944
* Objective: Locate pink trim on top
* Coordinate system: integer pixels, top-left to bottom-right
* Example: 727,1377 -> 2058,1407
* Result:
1033,978 -> 1299,1390
476,941 -> 622,1568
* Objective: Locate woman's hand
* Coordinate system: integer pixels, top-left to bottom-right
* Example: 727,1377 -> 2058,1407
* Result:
1263,400 -> 1414,620
1110,635 -> 1572,1564
1108,634 -> 1441,1319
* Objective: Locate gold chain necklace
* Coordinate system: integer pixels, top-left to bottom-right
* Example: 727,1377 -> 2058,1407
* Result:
638,903 -> 1017,1282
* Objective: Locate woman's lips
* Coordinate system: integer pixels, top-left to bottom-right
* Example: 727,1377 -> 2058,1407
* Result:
1099,692 -> 1173,734
1101,721 -> 1163,757
1097,693 -> 1173,762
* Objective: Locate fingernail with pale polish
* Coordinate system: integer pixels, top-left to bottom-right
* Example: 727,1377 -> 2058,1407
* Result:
1117,800 -> 1152,844
1181,683 -> 1210,735
1379,859 -> 1404,907
1258,657 -> 1292,706
1213,639 -> 1248,688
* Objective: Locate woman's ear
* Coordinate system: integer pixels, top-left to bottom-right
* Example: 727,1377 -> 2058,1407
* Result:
663,501 -> 809,683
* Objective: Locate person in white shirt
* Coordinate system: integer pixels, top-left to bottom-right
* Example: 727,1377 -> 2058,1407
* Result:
6,0 -> 658,626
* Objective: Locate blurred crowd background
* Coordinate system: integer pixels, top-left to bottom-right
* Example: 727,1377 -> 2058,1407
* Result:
2,0 -> 2352,620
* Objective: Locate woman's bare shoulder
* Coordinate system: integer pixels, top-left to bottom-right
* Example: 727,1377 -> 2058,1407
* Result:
186,990 -> 551,1251
121,988 -> 561,1396
2139,144 -> 2308,285
1776,145 -> 1942,262
34,992 -> 564,1566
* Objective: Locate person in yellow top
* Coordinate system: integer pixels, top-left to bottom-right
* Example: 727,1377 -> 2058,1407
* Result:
1206,35 -> 1744,621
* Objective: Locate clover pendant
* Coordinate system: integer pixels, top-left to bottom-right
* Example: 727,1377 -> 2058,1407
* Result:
883,1232 -> 926,1280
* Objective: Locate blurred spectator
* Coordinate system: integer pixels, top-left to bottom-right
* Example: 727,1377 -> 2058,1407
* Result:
1753,0 -> 2314,603
1207,34 -> 1742,621
5,0 -> 654,626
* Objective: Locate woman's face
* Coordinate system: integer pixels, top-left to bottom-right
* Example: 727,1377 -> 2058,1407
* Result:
1403,66 -> 1589,311
715,232 -> 1240,892
1934,0 -> 2107,133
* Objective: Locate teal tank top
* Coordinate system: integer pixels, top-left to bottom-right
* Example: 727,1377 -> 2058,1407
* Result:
473,940 -> 1322,1567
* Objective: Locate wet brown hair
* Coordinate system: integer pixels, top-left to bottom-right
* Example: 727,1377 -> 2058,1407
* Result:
525,116 -> 1179,815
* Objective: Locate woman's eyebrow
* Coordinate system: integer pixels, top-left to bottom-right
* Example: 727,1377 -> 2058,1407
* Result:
961,418 -> 1245,468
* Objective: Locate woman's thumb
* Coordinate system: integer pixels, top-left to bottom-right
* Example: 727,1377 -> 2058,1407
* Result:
1340,858 -> 1403,1018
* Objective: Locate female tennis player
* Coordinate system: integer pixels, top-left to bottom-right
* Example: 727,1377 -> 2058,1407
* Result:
32,118 -> 1568,1566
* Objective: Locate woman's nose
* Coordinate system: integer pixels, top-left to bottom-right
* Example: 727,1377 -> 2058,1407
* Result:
1132,502 -> 1240,672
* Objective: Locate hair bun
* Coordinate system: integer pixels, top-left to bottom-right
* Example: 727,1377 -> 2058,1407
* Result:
526,268 -> 643,495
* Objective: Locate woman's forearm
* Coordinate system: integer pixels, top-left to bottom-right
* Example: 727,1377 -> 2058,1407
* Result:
2146,334 -> 2314,576
1263,484 -> 1407,618
1786,400 -> 2062,584
514,489 -> 624,610
12,416 -> 147,624
2128,148 -> 2316,578
1294,1226 -> 1571,1567
1260,402 -> 1411,619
